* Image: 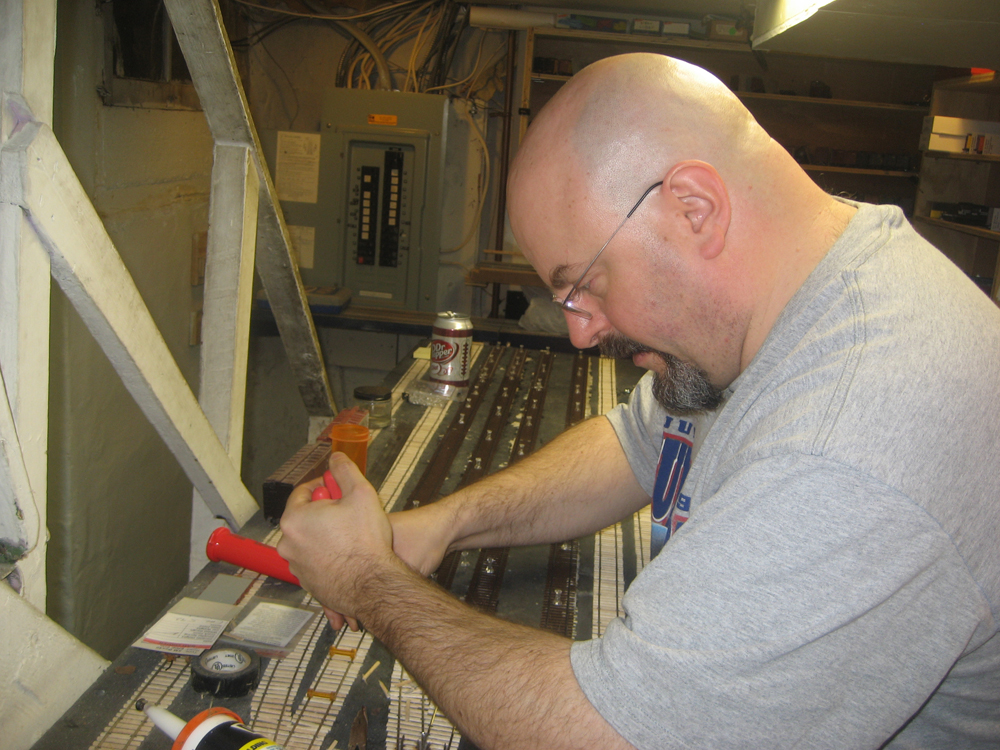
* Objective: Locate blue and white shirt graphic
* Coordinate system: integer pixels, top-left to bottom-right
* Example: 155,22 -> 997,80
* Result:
650,415 -> 695,558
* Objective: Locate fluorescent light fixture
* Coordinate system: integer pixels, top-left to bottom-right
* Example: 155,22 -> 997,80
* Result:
752,0 -> 838,46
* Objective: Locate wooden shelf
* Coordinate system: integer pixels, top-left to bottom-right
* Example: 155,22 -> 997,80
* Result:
533,27 -> 752,54
466,262 -> 545,288
934,71 -> 1000,93
922,150 -> 1000,164
738,91 -> 927,113
801,164 -> 918,178
913,215 -> 1000,241
531,73 -> 572,83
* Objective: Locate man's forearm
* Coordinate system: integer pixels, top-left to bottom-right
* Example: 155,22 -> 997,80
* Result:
358,556 -> 634,750
431,416 -> 649,552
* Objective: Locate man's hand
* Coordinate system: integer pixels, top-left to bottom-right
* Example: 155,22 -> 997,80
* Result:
387,503 -> 457,578
277,453 -> 395,622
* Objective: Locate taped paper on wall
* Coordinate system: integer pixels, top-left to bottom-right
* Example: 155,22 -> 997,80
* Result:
275,131 -> 321,203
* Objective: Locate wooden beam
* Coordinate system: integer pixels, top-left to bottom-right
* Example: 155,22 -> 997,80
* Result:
163,0 -> 335,417
0,361 -> 38,564
200,143 -> 258,462
0,0 -> 55,611
191,143 -> 259,574
11,122 -> 257,528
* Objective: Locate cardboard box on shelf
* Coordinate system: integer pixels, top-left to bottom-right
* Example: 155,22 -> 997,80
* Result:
631,18 -> 661,35
661,21 -> 691,36
922,115 -> 1000,138
921,115 -> 1000,155
920,132 -> 967,153
707,20 -> 748,42
555,14 -> 628,33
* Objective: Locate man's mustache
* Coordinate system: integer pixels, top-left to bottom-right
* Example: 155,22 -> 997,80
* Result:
598,332 -> 655,360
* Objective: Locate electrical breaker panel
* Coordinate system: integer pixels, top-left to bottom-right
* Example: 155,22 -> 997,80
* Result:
265,89 -> 454,312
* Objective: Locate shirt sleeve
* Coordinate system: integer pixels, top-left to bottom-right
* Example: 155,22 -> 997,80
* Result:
605,372 -> 718,496
570,453 -> 990,750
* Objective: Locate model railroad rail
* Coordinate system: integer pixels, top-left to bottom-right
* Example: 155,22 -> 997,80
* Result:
536,350 -> 593,638
463,349 -> 552,612
435,347 -> 528,593
401,345 -> 506,512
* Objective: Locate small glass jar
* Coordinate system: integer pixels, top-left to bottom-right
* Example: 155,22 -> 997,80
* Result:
353,385 -> 392,429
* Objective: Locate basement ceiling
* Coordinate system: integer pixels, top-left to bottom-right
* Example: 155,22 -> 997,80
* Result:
752,0 -> 1000,70
501,1 -> 999,70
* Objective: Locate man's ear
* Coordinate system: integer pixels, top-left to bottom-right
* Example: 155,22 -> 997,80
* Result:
663,160 -> 731,260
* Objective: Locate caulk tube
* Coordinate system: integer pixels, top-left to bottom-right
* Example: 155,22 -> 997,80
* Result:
136,700 -> 186,739
173,708 -> 280,750
137,702 -> 281,750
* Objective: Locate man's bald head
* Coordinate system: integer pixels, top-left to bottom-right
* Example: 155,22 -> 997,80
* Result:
510,53 -> 769,217
506,52 -> 856,397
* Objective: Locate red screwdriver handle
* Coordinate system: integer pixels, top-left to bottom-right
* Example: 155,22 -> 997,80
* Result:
311,470 -> 342,501
206,472 -> 342,585
206,527 -> 299,585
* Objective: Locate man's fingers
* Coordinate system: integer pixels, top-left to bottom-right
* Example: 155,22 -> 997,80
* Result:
321,607 -> 361,633
327,452 -> 371,501
323,607 -> 346,630
285,476 -> 325,511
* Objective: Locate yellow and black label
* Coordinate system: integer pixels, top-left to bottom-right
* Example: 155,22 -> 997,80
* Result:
238,738 -> 283,750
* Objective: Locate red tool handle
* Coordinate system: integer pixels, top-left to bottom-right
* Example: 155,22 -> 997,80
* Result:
205,473 -> 343,586
310,470 -> 342,501
206,527 -> 299,585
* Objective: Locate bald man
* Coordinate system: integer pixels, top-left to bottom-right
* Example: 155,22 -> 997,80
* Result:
279,54 -> 1000,748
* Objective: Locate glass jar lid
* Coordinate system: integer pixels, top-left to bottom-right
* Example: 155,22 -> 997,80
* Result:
354,385 -> 392,402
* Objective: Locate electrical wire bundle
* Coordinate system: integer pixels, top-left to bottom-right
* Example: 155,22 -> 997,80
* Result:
228,0 -> 506,96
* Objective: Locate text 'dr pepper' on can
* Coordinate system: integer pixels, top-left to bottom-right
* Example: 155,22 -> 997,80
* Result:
429,312 -> 473,389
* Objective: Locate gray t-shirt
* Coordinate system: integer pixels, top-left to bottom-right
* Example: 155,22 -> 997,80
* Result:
572,203 -> 1000,749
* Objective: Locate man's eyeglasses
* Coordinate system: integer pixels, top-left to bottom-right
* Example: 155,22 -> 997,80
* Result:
553,181 -> 663,319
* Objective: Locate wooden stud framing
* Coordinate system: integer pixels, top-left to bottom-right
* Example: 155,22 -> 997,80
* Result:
164,0 -> 335,417
0,0 -> 55,608
11,121 -> 258,528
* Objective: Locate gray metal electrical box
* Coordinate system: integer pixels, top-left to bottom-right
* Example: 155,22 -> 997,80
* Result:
264,89 -> 455,312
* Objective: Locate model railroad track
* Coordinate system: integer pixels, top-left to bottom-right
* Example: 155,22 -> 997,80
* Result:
81,347 -> 632,750
400,345 -> 506,512
461,348 -> 551,611
539,350 -> 591,637
455,351 -> 590,750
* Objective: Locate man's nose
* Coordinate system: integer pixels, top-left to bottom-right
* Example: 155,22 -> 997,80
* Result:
565,309 -> 611,350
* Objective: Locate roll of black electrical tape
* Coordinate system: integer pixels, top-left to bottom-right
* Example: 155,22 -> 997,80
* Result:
190,647 -> 261,698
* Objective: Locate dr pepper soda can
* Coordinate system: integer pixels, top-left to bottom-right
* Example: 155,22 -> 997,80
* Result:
429,312 -> 473,393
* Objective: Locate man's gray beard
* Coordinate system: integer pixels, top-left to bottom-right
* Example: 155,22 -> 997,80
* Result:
598,332 -> 724,416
